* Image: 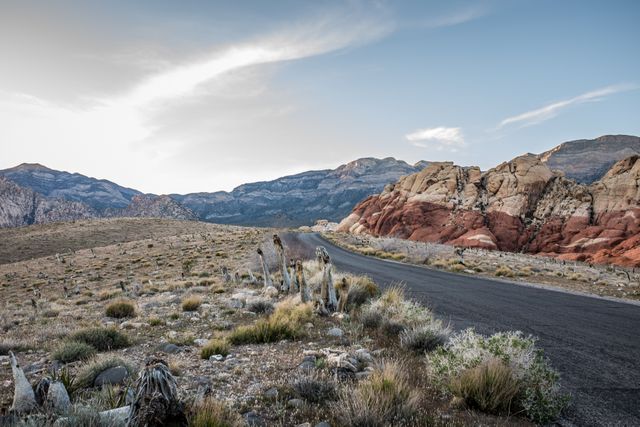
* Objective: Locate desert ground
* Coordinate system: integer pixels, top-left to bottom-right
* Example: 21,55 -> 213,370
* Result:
0,218 -> 566,426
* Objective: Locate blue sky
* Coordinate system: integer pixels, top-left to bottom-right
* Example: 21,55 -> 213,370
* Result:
1,0 -> 638,193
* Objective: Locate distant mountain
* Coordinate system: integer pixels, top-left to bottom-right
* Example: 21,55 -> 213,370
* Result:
172,157 -> 427,227
0,157 -> 426,228
0,163 -> 141,213
539,135 -> 640,183
0,177 -> 96,228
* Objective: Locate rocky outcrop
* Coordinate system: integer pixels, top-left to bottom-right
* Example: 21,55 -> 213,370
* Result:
120,195 -> 196,221
339,155 -> 640,267
539,135 -> 640,183
0,177 -> 96,228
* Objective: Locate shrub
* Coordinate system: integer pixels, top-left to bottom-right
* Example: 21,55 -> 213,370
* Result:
450,358 -> 521,414
188,397 -> 243,427
182,295 -> 202,311
449,263 -> 466,273
359,310 -> 382,329
74,356 -> 134,391
70,327 -> 130,351
400,323 -> 450,354
361,286 -> 434,330
291,373 -> 337,403
148,317 -> 165,327
228,300 -> 313,345
52,341 -> 96,363
105,300 -> 136,318
495,266 -> 515,277
334,360 -> 420,427
346,275 -> 380,310
427,329 -> 568,424
246,299 -> 274,315
201,338 -> 230,359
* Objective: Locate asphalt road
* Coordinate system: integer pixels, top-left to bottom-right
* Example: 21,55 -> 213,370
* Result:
295,233 -> 640,426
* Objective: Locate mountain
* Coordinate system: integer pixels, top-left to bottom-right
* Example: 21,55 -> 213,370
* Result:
0,163 -> 141,213
0,157 -> 425,228
539,135 -> 640,183
338,154 -> 640,267
0,177 -> 96,228
171,157 -> 427,227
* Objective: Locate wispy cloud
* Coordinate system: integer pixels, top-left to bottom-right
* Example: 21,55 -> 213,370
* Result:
496,83 -> 639,129
406,126 -> 465,151
419,5 -> 488,29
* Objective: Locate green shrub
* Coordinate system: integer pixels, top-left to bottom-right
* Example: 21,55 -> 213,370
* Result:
292,373 -> 337,403
400,324 -> 450,354
201,338 -> 230,359
148,317 -> 165,326
427,329 -> 568,424
188,397 -> 243,427
246,299 -> 274,315
52,341 -> 96,363
105,300 -> 136,318
74,356 -> 134,391
70,327 -> 130,351
228,300 -> 313,345
450,358 -> 521,414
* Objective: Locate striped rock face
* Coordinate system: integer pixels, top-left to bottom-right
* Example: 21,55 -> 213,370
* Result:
339,155 -> 640,267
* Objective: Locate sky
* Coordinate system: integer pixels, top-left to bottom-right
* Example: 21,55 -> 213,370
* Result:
1,0 -> 639,194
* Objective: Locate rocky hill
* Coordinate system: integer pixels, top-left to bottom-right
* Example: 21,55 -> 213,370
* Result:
539,135 -> 640,183
0,177 -> 96,228
0,163 -> 141,213
338,155 -> 640,266
119,194 -> 196,221
172,157 -> 428,227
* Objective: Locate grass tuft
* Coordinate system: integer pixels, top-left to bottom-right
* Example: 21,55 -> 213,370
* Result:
200,338 -> 230,359
182,295 -> 202,311
52,341 -> 96,363
69,327 -> 130,351
188,397 -> 244,427
105,300 -> 136,318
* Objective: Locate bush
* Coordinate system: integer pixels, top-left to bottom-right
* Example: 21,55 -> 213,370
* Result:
70,327 -> 130,351
495,266 -> 515,277
228,300 -> 313,345
334,360 -> 420,427
427,329 -> 568,423
74,356 -> 134,391
246,299 -> 274,315
52,341 -> 96,363
359,310 -> 382,329
182,295 -> 202,311
360,287 -> 434,332
400,323 -> 450,354
292,373 -> 337,403
201,338 -> 230,359
188,397 -> 243,427
105,300 -> 136,318
346,275 -> 380,310
450,358 -> 521,414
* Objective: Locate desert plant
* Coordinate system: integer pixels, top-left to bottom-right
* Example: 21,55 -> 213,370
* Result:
495,266 -> 515,277
52,340 -> 96,363
148,317 -> 165,326
228,300 -> 312,345
74,356 -> 135,391
400,323 -> 450,353
188,397 -> 244,427
182,295 -> 202,311
360,286 -> 434,332
450,358 -> 521,414
69,327 -> 131,351
427,329 -> 568,424
334,360 -> 420,427
346,275 -> 380,310
291,373 -> 337,403
201,338 -> 230,359
246,299 -> 274,315
105,300 -> 136,318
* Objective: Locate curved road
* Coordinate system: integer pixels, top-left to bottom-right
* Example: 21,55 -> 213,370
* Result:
295,233 -> 640,426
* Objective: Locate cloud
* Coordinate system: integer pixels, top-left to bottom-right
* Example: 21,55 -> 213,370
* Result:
405,126 -> 465,151
496,83 -> 639,129
419,5 -> 488,29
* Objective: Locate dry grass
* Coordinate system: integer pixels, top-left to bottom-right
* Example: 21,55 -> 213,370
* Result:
182,295 -> 202,311
105,299 -> 136,318
495,266 -> 515,277
188,397 -> 244,427
200,338 -> 230,359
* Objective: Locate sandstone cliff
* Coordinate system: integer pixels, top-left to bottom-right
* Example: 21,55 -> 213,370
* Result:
338,155 -> 640,266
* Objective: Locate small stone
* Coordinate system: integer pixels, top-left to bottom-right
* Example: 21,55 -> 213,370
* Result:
94,366 -> 129,387
209,354 -> 225,362
296,424 -> 312,427
226,299 -> 243,309
264,387 -> 278,399
159,343 -> 181,354
355,371 -> 371,380
304,322 -> 314,329
243,411 -> 265,427
194,338 -> 208,346
327,327 -> 343,337
315,422 -> 331,427
287,398 -> 304,408
298,360 -> 316,372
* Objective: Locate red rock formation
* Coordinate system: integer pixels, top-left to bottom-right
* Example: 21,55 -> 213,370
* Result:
338,155 -> 640,267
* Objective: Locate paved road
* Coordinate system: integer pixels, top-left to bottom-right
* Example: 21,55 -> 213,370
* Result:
295,233 -> 640,426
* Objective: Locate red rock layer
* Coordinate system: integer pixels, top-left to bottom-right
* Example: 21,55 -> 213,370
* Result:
338,155 -> 640,267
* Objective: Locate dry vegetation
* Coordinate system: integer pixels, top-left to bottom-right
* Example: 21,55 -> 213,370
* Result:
325,232 -> 640,301
0,218 -> 565,425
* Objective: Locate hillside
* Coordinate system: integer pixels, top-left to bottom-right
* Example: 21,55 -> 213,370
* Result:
339,154 -> 640,266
